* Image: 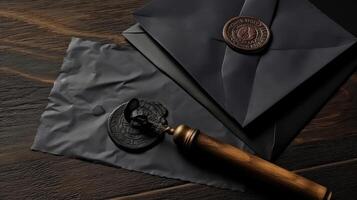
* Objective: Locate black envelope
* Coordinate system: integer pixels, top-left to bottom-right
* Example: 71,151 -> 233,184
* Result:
124,0 -> 357,159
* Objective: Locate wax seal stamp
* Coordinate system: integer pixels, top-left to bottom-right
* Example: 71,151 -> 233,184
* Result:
223,16 -> 271,52
108,99 -> 167,153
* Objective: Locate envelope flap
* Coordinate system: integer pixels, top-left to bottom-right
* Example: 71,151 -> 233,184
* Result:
242,0 -> 357,125
135,0 -> 246,107
244,43 -> 355,125
239,0 -> 278,24
135,0 -> 356,128
220,0 -> 278,126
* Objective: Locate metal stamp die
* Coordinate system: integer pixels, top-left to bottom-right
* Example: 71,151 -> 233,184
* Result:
223,16 -> 271,53
107,99 -> 168,153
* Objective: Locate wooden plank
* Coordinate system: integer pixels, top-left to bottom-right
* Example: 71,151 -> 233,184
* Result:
111,159 -> 357,200
0,0 -> 148,80
277,134 -> 357,170
0,0 -> 356,199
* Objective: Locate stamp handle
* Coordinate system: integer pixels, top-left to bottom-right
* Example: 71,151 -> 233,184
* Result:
170,125 -> 332,200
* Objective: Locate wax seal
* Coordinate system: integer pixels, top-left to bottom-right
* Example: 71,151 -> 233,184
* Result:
223,16 -> 270,52
107,99 -> 167,153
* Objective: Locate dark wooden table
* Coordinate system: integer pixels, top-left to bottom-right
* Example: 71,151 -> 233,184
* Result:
1,1 -> 356,199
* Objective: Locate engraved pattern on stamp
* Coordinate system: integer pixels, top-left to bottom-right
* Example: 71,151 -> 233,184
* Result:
107,100 -> 167,152
223,16 -> 270,52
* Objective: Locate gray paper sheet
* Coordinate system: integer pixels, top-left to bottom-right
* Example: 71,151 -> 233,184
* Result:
32,38 -> 250,191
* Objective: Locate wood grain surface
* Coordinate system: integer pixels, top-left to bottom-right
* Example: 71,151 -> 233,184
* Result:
0,0 -> 356,200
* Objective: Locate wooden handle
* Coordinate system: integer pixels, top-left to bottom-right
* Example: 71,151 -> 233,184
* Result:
171,125 -> 332,200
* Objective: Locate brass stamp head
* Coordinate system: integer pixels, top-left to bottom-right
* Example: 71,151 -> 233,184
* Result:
172,125 -> 199,151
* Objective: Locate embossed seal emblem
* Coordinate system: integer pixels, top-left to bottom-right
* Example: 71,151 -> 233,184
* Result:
108,99 -> 167,153
223,16 -> 271,52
